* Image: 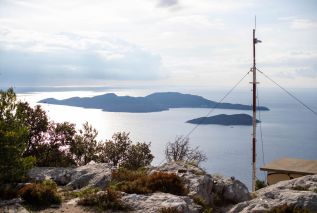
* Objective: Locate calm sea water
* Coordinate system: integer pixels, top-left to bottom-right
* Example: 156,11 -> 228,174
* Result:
16,86 -> 317,189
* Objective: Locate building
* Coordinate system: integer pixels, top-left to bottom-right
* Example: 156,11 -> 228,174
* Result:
260,157 -> 317,185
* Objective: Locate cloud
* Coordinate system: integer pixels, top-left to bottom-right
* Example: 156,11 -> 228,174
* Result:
290,18 -> 317,30
0,28 -> 165,86
157,0 -> 178,8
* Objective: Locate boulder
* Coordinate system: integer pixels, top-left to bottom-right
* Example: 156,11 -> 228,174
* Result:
151,161 -> 214,205
212,176 -> 251,204
152,162 -> 250,207
0,198 -> 29,213
122,192 -> 202,213
229,175 -> 317,213
28,162 -> 112,189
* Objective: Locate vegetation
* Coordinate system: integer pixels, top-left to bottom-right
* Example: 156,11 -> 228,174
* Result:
78,188 -> 128,211
255,179 -> 267,190
0,88 -> 35,183
111,167 -> 147,182
117,171 -> 188,196
165,136 -> 207,166
291,185 -> 309,191
69,122 -> 100,166
268,204 -> 310,213
98,132 -> 154,169
0,88 -> 154,185
18,180 -> 61,207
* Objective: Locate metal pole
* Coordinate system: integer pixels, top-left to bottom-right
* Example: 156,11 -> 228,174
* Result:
252,29 -> 257,192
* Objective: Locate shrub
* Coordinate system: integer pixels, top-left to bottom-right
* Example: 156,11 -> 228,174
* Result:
191,195 -> 208,209
159,207 -> 183,213
0,184 -> 19,200
165,136 -> 207,166
291,185 -> 309,191
117,171 -> 188,196
255,179 -> 267,190
18,180 -> 61,207
78,188 -> 128,211
111,168 -> 147,182
268,204 -> 310,213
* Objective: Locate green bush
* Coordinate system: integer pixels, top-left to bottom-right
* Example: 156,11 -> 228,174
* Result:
268,204 -> 310,213
111,167 -> 147,182
117,171 -> 188,196
291,185 -> 309,191
78,188 -> 128,211
17,180 -> 61,207
255,179 -> 267,190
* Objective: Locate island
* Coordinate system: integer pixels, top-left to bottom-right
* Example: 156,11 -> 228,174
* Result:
186,114 -> 260,126
38,92 -> 269,113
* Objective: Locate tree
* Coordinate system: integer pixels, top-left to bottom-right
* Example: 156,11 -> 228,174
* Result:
98,132 -> 154,169
70,122 -> 100,166
35,122 -> 76,167
16,102 -> 49,157
122,142 -> 154,170
165,136 -> 207,166
0,88 -> 35,183
99,132 -> 132,167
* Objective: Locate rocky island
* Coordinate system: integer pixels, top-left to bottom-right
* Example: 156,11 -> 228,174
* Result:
38,92 -> 269,113
186,114 -> 260,126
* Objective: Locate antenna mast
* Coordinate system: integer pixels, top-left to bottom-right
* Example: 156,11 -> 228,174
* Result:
252,17 -> 261,192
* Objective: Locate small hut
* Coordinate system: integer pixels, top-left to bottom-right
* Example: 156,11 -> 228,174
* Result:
260,157 -> 317,185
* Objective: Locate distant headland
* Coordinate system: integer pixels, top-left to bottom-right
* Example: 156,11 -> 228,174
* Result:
186,113 -> 260,126
38,92 -> 269,113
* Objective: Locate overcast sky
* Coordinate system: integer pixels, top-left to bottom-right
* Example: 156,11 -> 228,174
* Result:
0,0 -> 316,88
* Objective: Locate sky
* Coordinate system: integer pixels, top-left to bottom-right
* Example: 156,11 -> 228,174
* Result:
0,0 -> 317,88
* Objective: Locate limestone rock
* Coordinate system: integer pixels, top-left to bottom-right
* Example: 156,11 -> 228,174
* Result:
0,198 -> 29,213
28,162 -> 112,189
122,192 -> 202,213
151,161 -> 214,205
229,175 -> 317,213
213,176 -> 251,204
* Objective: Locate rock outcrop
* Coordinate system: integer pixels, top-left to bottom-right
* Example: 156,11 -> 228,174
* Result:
26,162 -> 251,212
151,161 -> 251,207
122,192 -> 202,213
0,198 -> 29,213
229,175 -> 317,213
28,162 -> 112,189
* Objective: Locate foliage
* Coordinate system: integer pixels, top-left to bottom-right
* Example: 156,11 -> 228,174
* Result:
159,207 -> 183,213
165,136 -> 207,166
98,132 -> 132,166
0,88 -> 35,183
111,167 -> 147,182
291,185 -> 309,191
268,204 -> 310,213
16,102 -> 49,158
34,121 -> 76,167
117,171 -> 188,196
121,142 -> 154,170
62,187 -> 100,200
78,188 -> 128,211
70,122 -> 100,166
255,179 -> 267,190
99,132 -> 154,169
18,180 -> 61,207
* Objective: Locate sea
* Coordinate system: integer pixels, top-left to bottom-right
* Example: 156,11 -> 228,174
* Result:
14,86 -> 317,189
